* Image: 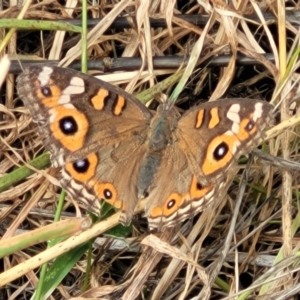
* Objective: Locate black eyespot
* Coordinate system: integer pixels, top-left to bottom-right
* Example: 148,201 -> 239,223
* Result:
73,158 -> 89,173
245,119 -> 255,132
167,199 -> 176,209
41,86 -> 51,97
104,189 -> 112,199
213,142 -> 229,160
196,182 -> 203,190
59,116 -> 78,135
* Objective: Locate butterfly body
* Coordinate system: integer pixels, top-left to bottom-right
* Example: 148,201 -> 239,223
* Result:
17,66 -> 273,228
137,106 -> 176,197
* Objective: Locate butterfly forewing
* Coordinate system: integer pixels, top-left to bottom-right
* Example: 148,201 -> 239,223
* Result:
17,66 -> 152,167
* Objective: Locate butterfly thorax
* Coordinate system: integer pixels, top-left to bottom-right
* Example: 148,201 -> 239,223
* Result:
137,107 -> 177,199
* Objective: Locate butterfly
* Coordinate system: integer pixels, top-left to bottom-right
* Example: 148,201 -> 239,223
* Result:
17,66 -> 273,228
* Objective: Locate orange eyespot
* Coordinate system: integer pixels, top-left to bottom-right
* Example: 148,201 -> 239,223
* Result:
93,181 -> 122,209
49,106 -> 88,151
190,176 -> 212,199
65,153 -> 98,182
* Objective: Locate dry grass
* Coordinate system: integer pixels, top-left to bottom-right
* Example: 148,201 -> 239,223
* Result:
1,0 -> 300,299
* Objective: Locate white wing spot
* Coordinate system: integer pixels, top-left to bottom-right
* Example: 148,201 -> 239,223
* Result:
38,66 -> 53,86
227,104 -> 240,134
49,104 -> 75,120
63,77 -> 85,96
58,78 -> 84,104
225,130 -> 241,152
232,123 -> 240,134
58,95 -> 71,105
253,103 -> 263,121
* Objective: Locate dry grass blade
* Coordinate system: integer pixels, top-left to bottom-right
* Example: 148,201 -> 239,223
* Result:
142,234 -> 210,299
261,0 -> 294,296
209,1 -> 238,101
123,229 -> 177,300
60,0 -> 135,67
0,212 -> 121,287
0,55 -> 11,87
170,12 -> 213,103
48,0 -> 78,60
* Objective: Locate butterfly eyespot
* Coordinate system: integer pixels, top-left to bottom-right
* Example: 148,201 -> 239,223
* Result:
104,188 -> 113,199
167,199 -> 176,209
41,86 -> 51,97
245,119 -> 255,132
59,116 -> 78,135
213,141 -> 229,160
73,158 -> 90,173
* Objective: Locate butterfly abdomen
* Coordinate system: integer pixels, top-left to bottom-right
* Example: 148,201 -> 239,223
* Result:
137,111 -> 175,198
137,151 -> 162,198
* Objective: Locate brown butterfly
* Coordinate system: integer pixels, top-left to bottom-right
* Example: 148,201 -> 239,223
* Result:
17,66 -> 273,228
